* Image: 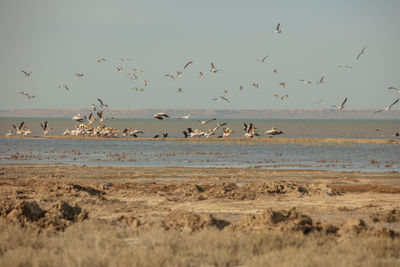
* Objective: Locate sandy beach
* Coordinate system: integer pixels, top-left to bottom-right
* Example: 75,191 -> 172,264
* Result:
1,164 -> 399,266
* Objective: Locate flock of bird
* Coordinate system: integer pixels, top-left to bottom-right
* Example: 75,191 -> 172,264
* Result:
9,23 -> 400,138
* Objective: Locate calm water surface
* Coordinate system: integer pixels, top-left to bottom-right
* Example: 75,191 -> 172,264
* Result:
1,137 -> 399,172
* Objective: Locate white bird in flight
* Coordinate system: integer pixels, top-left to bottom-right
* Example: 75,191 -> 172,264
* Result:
210,63 -> 221,73
388,87 -> 400,93
153,112 -> 169,120
219,96 -> 231,103
179,114 -> 192,119
374,99 -> 399,113
165,74 -> 175,80
201,118 -> 216,125
256,55 -> 269,62
331,97 -> 348,110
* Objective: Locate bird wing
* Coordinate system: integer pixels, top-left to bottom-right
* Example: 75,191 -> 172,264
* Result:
389,99 -> 400,109
184,61 -> 193,69
341,97 -> 348,106
211,63 -> 215,69
97,98 -> 104,106
388,87 -> 399,90
19,122 -> 24,130
276,23 -> 280,31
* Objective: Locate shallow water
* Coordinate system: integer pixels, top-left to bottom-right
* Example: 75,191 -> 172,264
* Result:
1,118 -> 400,139
0,138 -> 399,172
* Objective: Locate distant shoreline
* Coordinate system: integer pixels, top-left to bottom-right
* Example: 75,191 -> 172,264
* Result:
1,108 -> 399,119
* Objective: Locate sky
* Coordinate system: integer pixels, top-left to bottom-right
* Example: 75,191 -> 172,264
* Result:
1,0 -> 400,111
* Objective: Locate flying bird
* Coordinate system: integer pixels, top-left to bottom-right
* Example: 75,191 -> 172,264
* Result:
19,91 -> 35,99
165,74 -> 175,80
40,120 -> 51,135
133,68 -> 144,73
356,47 -> 367,61
299,79 -> 311,85
279,82 -> 286,88
13,122 -> 25,135
272,69 -> 278,74
210,63 -> 221,73
374,99 -> 399,113
117,67 -> 123,72
184,61 -> 193,69
58,84 -> 69,91
176,71 -> 182,78
201,118 -> 216,125
177,88 -> 183,93
97,58 -> 106,63
317,76 -> 325,84
331,97 -> 348,110
97,111 -> 106,123
143,80 -> 148,86
251,83 -> 259,89
256,55 -> 269,62
74,73 -> 84,77
219,96 -> 230,103
97,98 -> 108,108
153,112 -> 169,120
179,114 -> 192,119
199,72 -> 204,79
72,113 -> 85,122
119,57 -> 132,62
388,87 -> 400,93
275,23 -> 281,34
338,65 -> 353,69
22,71 -> 32,77
239,85 -> 243,91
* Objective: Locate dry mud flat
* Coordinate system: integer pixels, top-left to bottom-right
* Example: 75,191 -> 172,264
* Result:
0,165 -> 400,266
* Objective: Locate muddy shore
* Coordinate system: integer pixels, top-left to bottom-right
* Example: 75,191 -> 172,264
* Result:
1,165 -> 400,266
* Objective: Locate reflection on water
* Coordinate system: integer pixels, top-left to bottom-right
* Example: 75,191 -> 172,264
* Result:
0,138 -> 399,172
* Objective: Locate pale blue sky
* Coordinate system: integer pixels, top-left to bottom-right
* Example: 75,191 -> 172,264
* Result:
1,0 -> 400,110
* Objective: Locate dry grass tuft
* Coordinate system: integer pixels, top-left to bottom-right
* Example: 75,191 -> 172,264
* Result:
0,220 -> 399,267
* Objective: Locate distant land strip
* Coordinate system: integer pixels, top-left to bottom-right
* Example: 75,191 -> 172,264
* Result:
0,108 -> 399,119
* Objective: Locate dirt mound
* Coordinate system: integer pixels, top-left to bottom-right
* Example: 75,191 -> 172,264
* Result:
161,210 -> 230,231
70,184 -> 105,196
339,218 -> 368,235
371,209 -> 400,223
232,208 -> 318,234
5,201 -> 46,224
1,199 -> 87,231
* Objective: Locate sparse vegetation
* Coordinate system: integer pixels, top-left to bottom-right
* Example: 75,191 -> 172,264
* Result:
0,222 -> 399,267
